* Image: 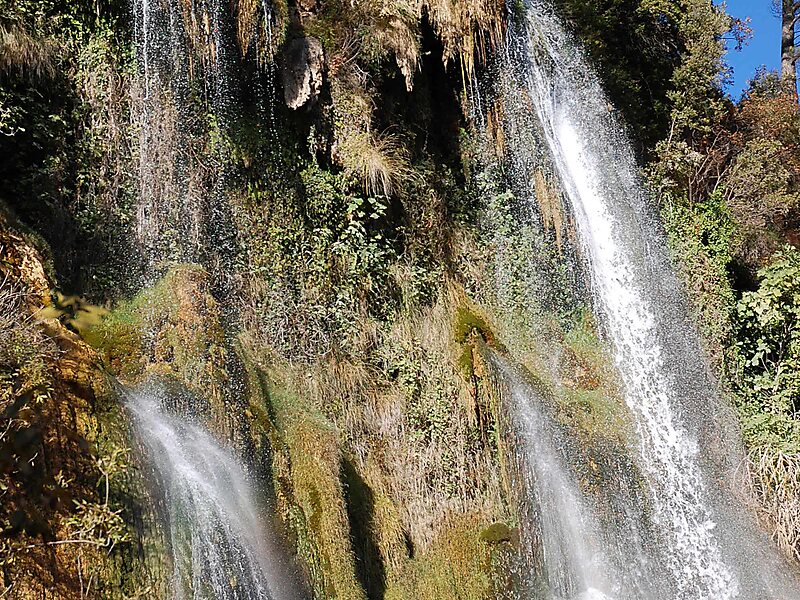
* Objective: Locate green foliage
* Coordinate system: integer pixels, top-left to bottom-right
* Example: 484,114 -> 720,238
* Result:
735,247 -> 800,451
664,0 -> 731,141
237,153 -> 401,358
472,171 -> 578,324
660,188 -> 737,363
647,1 -> 737,212
0,0 -> 135,296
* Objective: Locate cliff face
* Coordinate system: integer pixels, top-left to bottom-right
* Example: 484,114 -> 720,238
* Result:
1,1 -> 522,595
0,206 -> 165,598
2,0 -> 799,597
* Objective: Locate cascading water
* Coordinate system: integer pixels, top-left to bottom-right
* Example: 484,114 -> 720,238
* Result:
127,385 -> 298,599
132,0 -> 239,274
490,353 -> 619,600
127,1 -> 295,597
495,1 -> 800,597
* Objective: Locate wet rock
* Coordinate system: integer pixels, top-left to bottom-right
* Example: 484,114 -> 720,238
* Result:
281,36 -> 324,110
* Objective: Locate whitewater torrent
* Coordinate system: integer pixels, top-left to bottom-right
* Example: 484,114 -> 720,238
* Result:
127,386 -> 297,600
495,0 -> 800,598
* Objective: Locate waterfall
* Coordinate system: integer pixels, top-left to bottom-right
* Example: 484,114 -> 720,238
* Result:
127,385 -> 299,599
492,351 -> 665,600
494,1 -> 800,597
132,0 -> 238,275
491,353 -> 619,599
127,1 -> 297,596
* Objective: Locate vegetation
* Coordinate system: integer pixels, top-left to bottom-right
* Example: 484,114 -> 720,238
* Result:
734,246 -> 800,450
2,0 -> 800,596
0,210 -> 157,598
645,0 -> 800,561
779,0 -> 799,97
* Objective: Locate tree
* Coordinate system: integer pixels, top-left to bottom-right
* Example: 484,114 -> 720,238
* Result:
778,0 -> 800,98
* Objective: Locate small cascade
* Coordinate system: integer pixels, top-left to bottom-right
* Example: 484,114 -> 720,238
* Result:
126,385 -> 299,600
132,0 -> 240,276
492,0 -> 800,597
494,355 -> 615,598
491,353 -> 657,600
127,2 -> 293,596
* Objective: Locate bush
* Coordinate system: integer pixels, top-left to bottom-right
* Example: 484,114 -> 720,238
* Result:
735,246 -> 800,450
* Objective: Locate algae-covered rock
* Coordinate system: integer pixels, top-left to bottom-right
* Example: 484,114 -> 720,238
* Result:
384,513 -> 518,600
241,345 -> 365,600
85,264 -> 235,437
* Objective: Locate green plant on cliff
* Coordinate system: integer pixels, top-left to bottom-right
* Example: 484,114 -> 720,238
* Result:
0,0 -> 136,297
660,188 -> 737,367
734,247 -> 800,451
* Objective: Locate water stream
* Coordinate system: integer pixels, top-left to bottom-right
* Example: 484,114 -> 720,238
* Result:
127,2 -> 294,596
495,1 -> 800,597
127,386 -> 298,600
491,353 -> 621,600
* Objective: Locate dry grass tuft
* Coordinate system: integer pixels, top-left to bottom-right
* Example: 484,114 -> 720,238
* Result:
0,23 -> 56,81
747,446 -> 800,561
234,0 -> 285,64
330,76 -> 419,198
341,129 -> 417,197
423,0 -> 505,80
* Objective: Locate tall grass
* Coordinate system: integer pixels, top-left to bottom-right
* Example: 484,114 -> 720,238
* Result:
0,23 -> 55,81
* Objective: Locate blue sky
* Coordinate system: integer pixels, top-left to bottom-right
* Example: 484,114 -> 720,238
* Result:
721,0 -> 784,99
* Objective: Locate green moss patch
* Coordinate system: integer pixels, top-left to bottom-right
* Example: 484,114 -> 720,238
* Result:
384,513 -> 516,600
241,346 -> 366,600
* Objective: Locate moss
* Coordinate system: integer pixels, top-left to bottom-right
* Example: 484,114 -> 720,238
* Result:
240,345 -> 366,600
479,522 -> 514,544
384,513 -> 516,600
455,302 -> 509,382
454,304 -> 496,345
556,313 -> 629,443
84,264 -> 230,427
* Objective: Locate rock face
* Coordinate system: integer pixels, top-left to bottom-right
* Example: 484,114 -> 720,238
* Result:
281,36 -> 324,110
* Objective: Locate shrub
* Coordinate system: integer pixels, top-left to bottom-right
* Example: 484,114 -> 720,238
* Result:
735,246 -> 800,450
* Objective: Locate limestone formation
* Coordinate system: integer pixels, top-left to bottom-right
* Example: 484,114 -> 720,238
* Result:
281,36 -> 324,110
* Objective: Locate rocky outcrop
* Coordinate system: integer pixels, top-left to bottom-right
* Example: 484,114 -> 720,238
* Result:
0,205 -> 163,599
281,36 -> 324,109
